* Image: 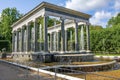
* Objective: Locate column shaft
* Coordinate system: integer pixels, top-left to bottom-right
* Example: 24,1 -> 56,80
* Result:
81,25 -> 84,50
12,32 -> 15,52
65,30 -> 67,51
57,31 -> 60,51
48,34 -> 50,51
26,24 -> 30,52
39,24 -> 42,51
21,28 -> 24,52
50,33 -> 53,51
44,16 -> 48,52
61,18 -> 65,52
75,21 -> 79,51
53,32 -> 57,51
24,29 -> 27,51
16,31 -> 19,52
86,24 -> 90,51
34,20 -> 38,52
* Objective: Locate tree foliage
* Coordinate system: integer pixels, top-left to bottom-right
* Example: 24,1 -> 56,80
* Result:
47,17 -> 60,27
0,8 -> 22,41
90,13 -> 120,53
107,13 -> 120,27
0,8 -> 22,51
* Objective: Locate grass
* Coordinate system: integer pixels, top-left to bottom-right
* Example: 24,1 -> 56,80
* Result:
70,69 -> 120,80
94,53 -> 120,56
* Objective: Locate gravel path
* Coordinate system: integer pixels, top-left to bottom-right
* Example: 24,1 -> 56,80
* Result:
0,61 -> 53,80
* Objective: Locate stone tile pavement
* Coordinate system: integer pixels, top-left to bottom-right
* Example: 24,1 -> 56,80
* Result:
0,61 -> 53,80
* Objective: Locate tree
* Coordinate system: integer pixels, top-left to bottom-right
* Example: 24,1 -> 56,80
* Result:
107,13 -> 120,27
47,17 -> 60,27
0,8 -> 23,41
90,25 -> 103,30
0,8 -> 23,51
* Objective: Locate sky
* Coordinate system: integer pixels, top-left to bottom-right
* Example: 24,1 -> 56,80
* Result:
0,0 -> 120,27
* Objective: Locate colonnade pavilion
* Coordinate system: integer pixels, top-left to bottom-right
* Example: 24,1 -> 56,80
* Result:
11,2 -> 93,62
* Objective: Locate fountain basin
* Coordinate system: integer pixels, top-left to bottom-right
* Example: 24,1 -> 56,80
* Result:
46,61 -> 116,72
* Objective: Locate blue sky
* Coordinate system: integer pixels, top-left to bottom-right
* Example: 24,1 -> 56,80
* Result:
0,0 -> 120,27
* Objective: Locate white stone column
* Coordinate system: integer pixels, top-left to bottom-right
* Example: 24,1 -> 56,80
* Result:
57,31 -> 60,51
31,26 -> 34,51
15,31 -> 17,52
86,23 -> 90,52
26,24 -> 30,52
16,30 -> 19,52
21,27 -> 24,52
50,32 -> 53,51
34,20 -> 38,52
65,29 -> 68,51
70,31 -> 73,51
48,34 -> 50,51
24,29 -> 27,52
74,20 -> 79,51
39,24 -> 42,51
80,25 -> 85,50
43,16 -> 48,52
12,31 -> 15,52
60,18 -> 65,52
53,32 -> 57,51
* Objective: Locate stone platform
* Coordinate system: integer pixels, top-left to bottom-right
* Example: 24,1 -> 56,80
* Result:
12,52 -> 53,63
54,54 -> 94,62
12,52 -> 94,63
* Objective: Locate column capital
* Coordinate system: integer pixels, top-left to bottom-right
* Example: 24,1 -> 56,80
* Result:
17,28 -> 21,32
22,25 -> 26,30
74,19 -> 79,23
80,24 -> 85,27
27,21 -> 32,26
12,30 -> 16,33
85,22 -> 91,25
32,19 -> 36,22
60,17 -> 65,21
65,28 -> 68,31
56,30 -> 60,33
43,14 -> 49,17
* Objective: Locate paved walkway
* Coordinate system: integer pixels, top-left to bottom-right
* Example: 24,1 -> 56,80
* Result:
0,61 -> 53,80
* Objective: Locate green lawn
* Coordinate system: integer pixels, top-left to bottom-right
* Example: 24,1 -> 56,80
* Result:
70,69 -> 120,80
94,53 -> 120,56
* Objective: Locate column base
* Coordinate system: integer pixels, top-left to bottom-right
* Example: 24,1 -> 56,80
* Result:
86,50 -> 92,53
80,50 -> 86,53
59,51 -> 66,53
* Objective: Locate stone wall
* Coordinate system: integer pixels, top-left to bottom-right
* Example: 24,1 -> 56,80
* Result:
12,53 -> 94,63
49,61 -> 116,72
54,54 -> 94,62
12,52 -> 53,63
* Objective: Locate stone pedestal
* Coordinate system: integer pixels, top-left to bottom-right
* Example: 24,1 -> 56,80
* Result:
0,53 -> 7,58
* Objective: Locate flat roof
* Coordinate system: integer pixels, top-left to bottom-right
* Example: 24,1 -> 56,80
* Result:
11,2 -> 91,27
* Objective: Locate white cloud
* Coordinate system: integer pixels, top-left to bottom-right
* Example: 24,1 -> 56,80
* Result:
90,11 -> 112,27
65,0 -> 111,12
114,0 -> 120,10
65,0 -> 119,27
